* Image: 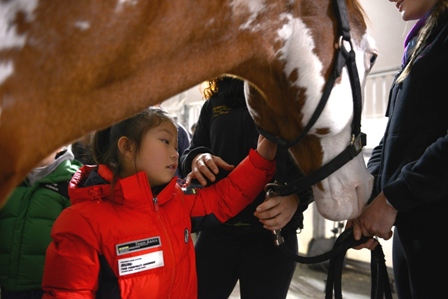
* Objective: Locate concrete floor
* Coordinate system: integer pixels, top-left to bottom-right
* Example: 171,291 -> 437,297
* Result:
229,262 -> 398,299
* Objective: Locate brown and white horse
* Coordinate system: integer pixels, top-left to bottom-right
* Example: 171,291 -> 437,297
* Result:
0,0 -> 377,220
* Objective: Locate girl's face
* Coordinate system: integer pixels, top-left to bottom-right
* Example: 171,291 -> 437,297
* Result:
135,121 -> 179,187
390,0 -> 437,21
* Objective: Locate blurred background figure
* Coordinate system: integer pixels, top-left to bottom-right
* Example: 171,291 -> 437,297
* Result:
0,147 -> 82,299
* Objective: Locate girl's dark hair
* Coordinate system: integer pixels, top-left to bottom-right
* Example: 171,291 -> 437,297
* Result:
397,0 -> 448,83
92,107 -> 176,183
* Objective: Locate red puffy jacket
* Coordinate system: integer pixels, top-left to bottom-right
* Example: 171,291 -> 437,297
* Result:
42,149 -> 275,299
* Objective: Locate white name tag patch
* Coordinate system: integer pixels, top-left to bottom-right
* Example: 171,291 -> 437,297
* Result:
116,237 -> 161,255
118,251 -> 164,276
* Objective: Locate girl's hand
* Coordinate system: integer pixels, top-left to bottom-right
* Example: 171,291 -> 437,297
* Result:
256,135 -> 277,161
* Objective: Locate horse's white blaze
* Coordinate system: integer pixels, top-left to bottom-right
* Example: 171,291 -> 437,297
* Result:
277,18 -> 376,220
277,16 -> 355,135
278,15 -> 326,125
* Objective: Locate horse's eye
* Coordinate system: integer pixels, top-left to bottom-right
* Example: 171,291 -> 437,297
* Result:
370,53 -> 378,66
366,52 -> 378,72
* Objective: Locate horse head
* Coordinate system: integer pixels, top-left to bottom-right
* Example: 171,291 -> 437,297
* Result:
0,0 -> 377,221
237,1 -> 378,220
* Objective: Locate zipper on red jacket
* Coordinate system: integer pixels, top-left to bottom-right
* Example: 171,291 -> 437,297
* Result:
153,197 -> 159,212
152,195 -> 176,295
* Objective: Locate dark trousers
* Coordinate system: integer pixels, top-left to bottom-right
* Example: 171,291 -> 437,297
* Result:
392,229 -> 411,299
1,288 -> 44,299
194,227 -> 298,299
393,208 -> 448,299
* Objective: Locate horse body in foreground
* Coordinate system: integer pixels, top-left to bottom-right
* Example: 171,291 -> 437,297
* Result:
0,0 -> 377,220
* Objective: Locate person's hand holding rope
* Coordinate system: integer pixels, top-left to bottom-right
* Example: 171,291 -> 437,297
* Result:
254,193 -> 299,231
345,191 -> 397,250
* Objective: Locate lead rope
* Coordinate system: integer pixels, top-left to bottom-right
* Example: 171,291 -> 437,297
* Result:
264,186 -> 392,299
324,230 -> 393,299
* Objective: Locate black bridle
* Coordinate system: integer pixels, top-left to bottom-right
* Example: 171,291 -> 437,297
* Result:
257,0 -> 366,197
258,1 -> 392,298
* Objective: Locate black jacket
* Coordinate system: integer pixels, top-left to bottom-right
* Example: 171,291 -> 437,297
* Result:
367,10 -> 448,226
180,81 -> 312,231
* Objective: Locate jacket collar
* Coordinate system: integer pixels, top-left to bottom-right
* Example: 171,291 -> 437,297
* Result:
69,164 -> 178,209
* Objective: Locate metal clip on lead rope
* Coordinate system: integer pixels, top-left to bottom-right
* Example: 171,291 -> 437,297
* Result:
264,186 -> 285,246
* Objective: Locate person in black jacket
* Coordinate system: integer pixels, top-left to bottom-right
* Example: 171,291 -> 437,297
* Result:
347,1 -> 448,298
180,76 -> 313,299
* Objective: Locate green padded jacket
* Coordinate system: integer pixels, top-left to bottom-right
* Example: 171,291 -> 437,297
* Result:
0,149 -> 82,292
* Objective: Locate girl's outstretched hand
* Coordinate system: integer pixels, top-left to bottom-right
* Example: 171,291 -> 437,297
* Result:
256,135 -> 277,161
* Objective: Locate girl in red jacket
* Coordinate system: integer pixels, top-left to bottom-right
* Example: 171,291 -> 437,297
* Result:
42,107 -> 277,299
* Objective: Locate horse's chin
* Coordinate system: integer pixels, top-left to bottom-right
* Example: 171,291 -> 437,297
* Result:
312,157 -> 374,221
